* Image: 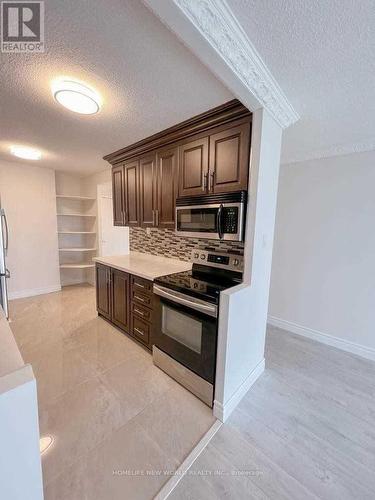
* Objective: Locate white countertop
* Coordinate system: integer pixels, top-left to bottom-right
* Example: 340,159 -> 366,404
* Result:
93,251 -> 192,281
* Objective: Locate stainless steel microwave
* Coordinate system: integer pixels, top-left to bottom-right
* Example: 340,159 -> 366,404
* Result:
175,192 -> 246,241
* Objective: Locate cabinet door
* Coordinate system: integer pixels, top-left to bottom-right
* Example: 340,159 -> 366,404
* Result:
139,154 -> 156,227
156,147 -> 178,228
111,268 -> 130,332
209,122 -> 250,193
96,264 -> 111,319
112,165 -> 124,226
178,136 -> 209,197
124,159 -> 140,226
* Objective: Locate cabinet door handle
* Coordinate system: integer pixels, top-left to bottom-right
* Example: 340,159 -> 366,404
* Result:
209,171 -> 215,191
134,308 -> 144,316
156,209 -> 159,226
134,327 -> 145,337
203,172 -> 208,190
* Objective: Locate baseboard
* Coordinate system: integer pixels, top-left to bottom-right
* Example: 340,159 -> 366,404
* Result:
213,358 -> 265,422
268,315 -> 375,362
9,285 -> 61,300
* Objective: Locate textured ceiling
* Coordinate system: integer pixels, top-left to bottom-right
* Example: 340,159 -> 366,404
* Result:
1,0 -> 373,173
227,0 -> 375,163
0,0 -> 232,175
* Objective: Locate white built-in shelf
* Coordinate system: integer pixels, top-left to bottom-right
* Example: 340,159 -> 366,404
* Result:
60,263 -> 95,269
58,231 -> 96,234
56,195 -> 96,201
59,248 -> 97,252
57,213 -> 96,218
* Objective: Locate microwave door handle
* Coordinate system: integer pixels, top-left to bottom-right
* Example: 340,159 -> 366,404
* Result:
217,204 -> 224,239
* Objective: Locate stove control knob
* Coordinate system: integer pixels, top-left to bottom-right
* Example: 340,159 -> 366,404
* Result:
193,282 -> 198,288
200,254 -> 206,260
194,252 -> 199,259
233,259 -> 240,266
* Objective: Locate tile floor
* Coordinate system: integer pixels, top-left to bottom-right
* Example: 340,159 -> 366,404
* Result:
10,285 -> 215,500
171,325 -> 375,499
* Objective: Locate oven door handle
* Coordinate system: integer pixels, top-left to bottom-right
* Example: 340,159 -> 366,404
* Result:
153,285 -> 217,318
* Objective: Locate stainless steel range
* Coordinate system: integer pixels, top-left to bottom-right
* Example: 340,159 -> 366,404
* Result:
152,249 -> 243,406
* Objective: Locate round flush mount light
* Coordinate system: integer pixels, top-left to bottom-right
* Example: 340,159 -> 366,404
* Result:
52,79 -> 101,115
10,145 -> 42,160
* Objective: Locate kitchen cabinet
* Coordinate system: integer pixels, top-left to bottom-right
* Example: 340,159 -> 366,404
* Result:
139,153 -> 156,227
111,268 -> 130,331
96,264 -> 154,349
96,264 -> 111,319
178,137 -> 209,197
112,165 -> 125,226
209,122 -> 250,193
156,146 -> 178,228
106,99 -> 252,226
124,159 -> 140,226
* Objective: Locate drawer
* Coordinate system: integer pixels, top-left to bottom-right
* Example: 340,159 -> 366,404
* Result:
132,302 -> 152,322
132,316 -> 150,345
131,275 -> 153,295
132,289 -> 153,309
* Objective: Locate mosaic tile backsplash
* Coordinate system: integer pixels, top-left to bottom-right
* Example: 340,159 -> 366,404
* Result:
130,227 -> 244,261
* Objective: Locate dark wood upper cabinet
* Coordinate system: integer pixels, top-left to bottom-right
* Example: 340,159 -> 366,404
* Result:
124,159 -> 139,226
111,268 -> 130,332
156,146 -> 178,228
209,122 -> 250,193
112,165 -> 124,226
107,100 -> 252,226
139,154 -> 156,227
96,264 -> 111,319
178,136 -> 209,197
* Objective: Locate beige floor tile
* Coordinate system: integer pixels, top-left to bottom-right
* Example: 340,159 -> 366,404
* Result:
40,376 -> 126,484
136,382 -> 216,464
44,419 -> 178,500
99,354 -> 176,422
24,340 -> 97,409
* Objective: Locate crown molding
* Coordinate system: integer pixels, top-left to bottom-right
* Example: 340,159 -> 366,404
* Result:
281,140 -> 375,165
171,0 -> 299,129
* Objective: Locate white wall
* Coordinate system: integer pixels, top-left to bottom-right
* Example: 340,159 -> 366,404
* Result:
0,161 -> 60,299
269,150 -> 375,360
214,109 -> 282,421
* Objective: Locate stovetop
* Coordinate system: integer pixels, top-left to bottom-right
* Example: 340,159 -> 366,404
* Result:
154,266 -> 242,304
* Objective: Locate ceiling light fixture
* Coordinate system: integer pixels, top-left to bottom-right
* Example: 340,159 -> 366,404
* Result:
52,79 -> 101,115
10,145 -> 42,160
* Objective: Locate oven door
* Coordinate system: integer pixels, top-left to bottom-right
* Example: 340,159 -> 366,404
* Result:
152,285 -> 218,384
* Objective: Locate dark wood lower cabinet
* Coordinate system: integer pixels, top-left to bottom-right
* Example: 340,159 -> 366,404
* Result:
111,268 -> 130,332
96,264 -> 153,350
96,264 -> 111,319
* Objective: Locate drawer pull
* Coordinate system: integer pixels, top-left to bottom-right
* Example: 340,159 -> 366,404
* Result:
134,295 -> 145,302
134,308 -> 144,317
134,282 -> 145,289
134,327 -> 145,337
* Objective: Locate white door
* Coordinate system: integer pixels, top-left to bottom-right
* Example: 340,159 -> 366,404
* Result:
98,182 -> 129,256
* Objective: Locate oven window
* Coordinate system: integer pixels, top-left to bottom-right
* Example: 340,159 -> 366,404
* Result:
161,304 -> 202,354
177,208 -> 218,233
